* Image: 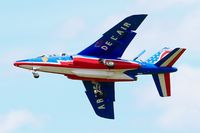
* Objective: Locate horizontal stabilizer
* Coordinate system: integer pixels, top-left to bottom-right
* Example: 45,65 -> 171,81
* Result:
152,73 -> 171,97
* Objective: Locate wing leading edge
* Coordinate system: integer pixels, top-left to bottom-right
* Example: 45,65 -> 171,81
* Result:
78,14 -> 147,58
82,81 -> 115,119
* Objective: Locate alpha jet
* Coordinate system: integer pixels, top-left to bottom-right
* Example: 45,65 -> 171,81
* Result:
14,14 -> 186,119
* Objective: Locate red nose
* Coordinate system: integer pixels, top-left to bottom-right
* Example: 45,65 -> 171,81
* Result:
14,62 -> 19,67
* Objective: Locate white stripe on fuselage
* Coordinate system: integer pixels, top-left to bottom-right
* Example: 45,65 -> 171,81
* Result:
19,64 -> 135,80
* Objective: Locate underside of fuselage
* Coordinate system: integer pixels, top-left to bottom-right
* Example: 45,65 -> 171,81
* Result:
16,65 -> 136,82
14,55 -> 142,82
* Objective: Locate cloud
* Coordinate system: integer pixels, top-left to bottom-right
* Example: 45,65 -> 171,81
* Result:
132,65 -> 200,130
157,65 -> 200,128
0,110 -> 42,133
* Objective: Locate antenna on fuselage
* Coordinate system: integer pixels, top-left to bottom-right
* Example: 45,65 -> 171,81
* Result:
133,50 -> 146,61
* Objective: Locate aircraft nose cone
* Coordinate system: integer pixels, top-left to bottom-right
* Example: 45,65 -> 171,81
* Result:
13,62 -> 18,67
13,59 -> 30,67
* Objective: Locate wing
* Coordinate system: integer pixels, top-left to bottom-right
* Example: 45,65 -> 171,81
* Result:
78,14 -> 147,59
82,81 -> 115,119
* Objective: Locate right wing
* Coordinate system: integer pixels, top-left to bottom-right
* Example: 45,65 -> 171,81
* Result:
82,81 -> 115,119
78,14 -> 147,59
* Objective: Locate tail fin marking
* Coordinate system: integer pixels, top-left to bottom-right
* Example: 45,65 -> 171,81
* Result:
153,73 -> 171,97
156,48 -> 186,67
146,47 -> 171,64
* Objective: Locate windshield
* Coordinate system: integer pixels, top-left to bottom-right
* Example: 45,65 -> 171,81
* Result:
38,53 -> 68,58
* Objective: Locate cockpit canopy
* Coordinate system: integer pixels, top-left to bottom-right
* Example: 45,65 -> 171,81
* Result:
38,53 -> 68,58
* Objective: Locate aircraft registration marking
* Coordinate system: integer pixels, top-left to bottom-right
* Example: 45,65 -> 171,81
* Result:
92,82 -> 105,110
101,22 -> 131,51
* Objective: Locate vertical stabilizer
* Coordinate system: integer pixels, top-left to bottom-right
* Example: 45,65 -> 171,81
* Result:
155,48 -> 186,67
151,47 -> 186,97
146,47 -> 171,64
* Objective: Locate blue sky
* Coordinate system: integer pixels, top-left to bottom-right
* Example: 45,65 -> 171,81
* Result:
0,0 -> 200,133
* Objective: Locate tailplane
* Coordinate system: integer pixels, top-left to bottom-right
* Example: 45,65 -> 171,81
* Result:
152,73 -> 171,97
150,47 -> 186,97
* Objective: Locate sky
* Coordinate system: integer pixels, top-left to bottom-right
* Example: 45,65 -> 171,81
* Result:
0,0 -> 200,133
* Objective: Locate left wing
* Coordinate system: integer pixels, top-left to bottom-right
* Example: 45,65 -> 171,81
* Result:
82,81 -> 115,119
78,14 -> 147,59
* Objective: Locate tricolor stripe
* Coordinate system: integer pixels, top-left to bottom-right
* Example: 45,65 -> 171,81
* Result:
156,48 -> 186,67
167,49 -> 186,66
153,73 -> 171,97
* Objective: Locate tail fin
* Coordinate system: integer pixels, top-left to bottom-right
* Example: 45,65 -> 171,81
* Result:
146,47 -> 171,64
155,48 -> 186,67
153,73 -> 171,97
151,48 -> 186,97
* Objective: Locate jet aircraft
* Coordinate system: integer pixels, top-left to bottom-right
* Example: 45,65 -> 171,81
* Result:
14,14 -> 186,119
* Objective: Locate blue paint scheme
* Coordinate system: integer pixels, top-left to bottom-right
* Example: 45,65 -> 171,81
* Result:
16,55 -> 73,63
125,62 -> 177,75
83,81 -> 115,119
78,14 -> 147,58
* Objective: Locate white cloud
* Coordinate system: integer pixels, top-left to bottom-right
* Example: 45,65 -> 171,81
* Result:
132,65 -> 200,130
157,65 -> 200,128
0,110 -> 42,133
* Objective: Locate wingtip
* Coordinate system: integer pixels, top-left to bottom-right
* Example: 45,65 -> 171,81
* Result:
140,14 -> 148,16
128,14 -> 148,18
135,14 -> 148,19
95,111 -> 115,119
182,48 -> 186,51
175,47 -> 186,51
